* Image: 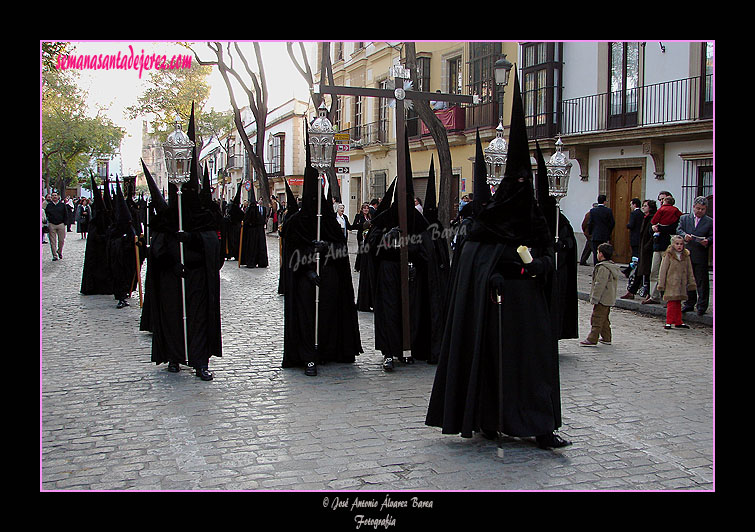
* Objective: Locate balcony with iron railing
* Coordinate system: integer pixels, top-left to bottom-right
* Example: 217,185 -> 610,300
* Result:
339,119 -> 390,149
560,75 -> 713,136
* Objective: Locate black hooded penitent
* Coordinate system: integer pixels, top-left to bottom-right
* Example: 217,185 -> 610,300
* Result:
80,172 -> 114,295
535,142 -> 579,341
239,165 -> 269,269
106,178 -> 138,303
140,120 -> 224,370
426,70 -> 563,440
281,140 -> 362,370
367,133 -> 441,363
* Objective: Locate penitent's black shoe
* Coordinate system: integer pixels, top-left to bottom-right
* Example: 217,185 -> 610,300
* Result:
536,433 -> 572,449
196,366 -> 213,381
305,362 -> 317,376
383,357 -> 394,372
167,361 -> 180,373
116,299 -> 129,309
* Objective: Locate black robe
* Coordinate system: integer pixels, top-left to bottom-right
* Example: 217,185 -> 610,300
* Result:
545,211 -> 579,340
221,202 -> 244,261
106,224 -> 137,301
80,201 -> 113,295
281,196 -> 362,368
425,235 -> 561,438
148,227 -> 223,368
240,204 -> 268,268
368,203 -> 436,361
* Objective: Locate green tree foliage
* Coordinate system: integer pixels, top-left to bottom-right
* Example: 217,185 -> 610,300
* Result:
41,42 -> 125,193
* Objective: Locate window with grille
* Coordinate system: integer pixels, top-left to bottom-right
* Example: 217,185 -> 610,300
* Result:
681,157 -> 713,213
269,133 -> 284,175
468,42 -> 501,105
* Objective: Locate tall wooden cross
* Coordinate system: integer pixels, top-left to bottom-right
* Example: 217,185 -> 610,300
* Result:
316,65 -> 477,358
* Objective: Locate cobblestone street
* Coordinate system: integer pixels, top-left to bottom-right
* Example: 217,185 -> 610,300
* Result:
41,230 -> 714,499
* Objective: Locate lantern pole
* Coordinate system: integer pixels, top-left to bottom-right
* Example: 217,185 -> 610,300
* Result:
546,135 -> 573,251
163,118 -> 194,365
308,102 -> 335,375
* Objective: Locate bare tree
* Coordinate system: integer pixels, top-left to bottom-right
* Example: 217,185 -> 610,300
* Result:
191,42 -> 272,207
287,41 -> 342,202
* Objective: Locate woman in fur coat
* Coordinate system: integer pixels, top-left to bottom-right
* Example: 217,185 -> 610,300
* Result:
657,234 -> 697,329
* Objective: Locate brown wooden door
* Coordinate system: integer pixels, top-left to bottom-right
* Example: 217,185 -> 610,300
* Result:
608,167 -> 642,263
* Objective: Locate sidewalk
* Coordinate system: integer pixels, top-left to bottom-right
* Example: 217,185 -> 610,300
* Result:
575,262 -> 713,327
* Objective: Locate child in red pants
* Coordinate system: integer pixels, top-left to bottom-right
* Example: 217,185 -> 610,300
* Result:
658,235 -> 697,329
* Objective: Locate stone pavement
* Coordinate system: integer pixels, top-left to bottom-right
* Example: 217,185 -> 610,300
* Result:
40,230 -> 714,497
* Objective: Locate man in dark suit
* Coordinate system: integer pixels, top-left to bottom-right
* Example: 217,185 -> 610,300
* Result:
677,196 -> 713,315
627,198 -> 644,259
587,195 -> 615,265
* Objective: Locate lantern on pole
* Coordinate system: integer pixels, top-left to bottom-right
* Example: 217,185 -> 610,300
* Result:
545,135 -> 572,242
484,121 -> 508,191
306,101 -> 335,376
163,117 -> 195,362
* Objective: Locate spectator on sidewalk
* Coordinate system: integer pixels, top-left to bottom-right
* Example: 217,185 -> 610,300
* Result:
587,195 -> 615,266
45,192 -> 67,261
627,197 -> 644,259
658,235 -> 697,330
676,196 -> 712,316
621,199 -> 657,300
581,242 -> 621,347
645,191 -> 680,305
579,203 -> 597,265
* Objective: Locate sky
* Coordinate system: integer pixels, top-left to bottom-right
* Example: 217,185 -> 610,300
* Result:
61,41 -> 313,176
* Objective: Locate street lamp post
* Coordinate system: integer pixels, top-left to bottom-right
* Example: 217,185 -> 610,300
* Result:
163,118 -> 195,364
307,102 -> 335,374
494,54 -> 513,122
545,135 -> 572,244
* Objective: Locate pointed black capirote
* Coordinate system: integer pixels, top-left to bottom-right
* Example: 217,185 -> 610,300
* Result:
473,128 -> 492,215
424,156 -> 438,224
141,158 -> 168,213
285,178 -> 299,216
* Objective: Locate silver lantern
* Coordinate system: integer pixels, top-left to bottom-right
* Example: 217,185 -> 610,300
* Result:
545,135 -> 573,243
484,121 -> 508,189
309,101 -> 336,171
163,118 -> 194,187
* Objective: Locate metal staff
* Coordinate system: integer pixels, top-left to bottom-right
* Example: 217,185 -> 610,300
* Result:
175,181 -> 189,363
496,288 -> 505,459
163,119 -> 193,365
314,171 -> 323,356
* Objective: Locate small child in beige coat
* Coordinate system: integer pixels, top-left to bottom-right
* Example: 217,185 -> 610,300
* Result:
581,242 -> 621,346
658,234 -> 697,329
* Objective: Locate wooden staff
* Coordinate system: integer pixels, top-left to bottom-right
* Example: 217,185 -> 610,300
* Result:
134,235 -> 143,307
237,220 -> 244,267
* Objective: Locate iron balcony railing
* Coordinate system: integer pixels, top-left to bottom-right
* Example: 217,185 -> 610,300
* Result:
340,119 -> 389,148
560,75 -> 713,135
